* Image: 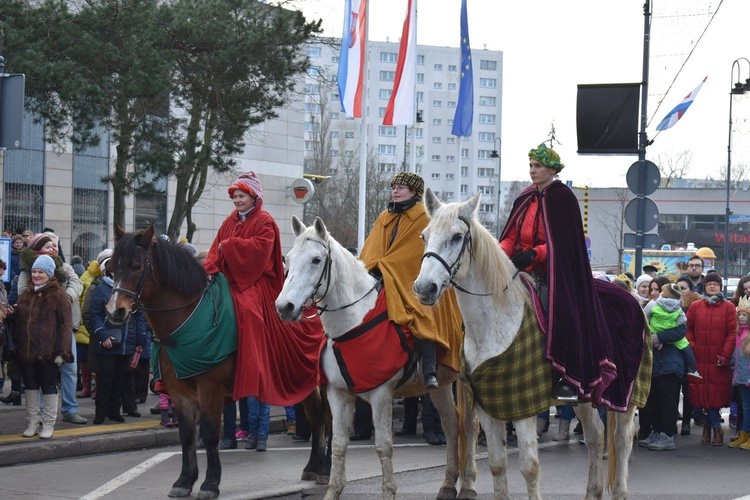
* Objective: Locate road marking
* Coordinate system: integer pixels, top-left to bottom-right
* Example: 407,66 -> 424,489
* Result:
80,451 -> 178,500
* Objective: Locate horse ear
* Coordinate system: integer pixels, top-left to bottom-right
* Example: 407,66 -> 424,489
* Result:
423,187 -> 443,217
114,223 -> 126,243
138,224 -> 155,249
291,216 -> 306,237
462,192 -> 482,219
313,217 -> 329,240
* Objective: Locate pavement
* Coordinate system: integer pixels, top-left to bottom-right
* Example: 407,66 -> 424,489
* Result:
0,382 -> 293,468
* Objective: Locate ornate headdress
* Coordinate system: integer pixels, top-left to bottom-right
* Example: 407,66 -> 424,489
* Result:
528,143 -> 565,172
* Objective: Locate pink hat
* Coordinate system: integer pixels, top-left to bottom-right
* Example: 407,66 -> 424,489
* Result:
28,233 -> 52,252
228,171 -> 263,200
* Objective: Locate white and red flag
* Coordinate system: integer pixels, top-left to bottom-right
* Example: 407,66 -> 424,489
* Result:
383,0 -> 417,126
337,0 -> 368,118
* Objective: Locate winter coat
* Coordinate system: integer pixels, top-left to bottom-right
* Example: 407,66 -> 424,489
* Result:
11,278 -> 74,364
74,261 -> 103,346
686,296 -> 737,409
651,325 -> 687,378
733,324 -> 750,386
88,280 -> 147,357
18,249 -> 83,330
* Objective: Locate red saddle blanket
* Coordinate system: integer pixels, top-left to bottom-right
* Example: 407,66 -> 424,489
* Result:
329,289 -> 415,393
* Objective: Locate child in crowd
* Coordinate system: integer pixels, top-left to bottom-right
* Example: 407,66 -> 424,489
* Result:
644,283 -> 700,378
728,306 -> 750,449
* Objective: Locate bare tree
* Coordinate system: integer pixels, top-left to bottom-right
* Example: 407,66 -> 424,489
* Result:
497,180 -> 525,233
705,161 -> 750,190
656,150 -> 692,187
592,188 -> 631,274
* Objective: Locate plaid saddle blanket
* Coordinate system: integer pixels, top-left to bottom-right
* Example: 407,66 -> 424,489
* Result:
462,302 -> 551,421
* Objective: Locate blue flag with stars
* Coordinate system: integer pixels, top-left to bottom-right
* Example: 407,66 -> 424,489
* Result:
452,0 -> 473,137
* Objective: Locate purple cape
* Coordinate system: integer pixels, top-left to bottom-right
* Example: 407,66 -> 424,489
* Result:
501,180 -> 645,409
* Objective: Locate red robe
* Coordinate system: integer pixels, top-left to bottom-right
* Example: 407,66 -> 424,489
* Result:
203,201 -> 324,405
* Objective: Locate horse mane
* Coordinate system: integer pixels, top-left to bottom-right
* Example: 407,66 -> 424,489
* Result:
302,225 -> 369,287
432,202 -> 528,301
115,231 -> 207,297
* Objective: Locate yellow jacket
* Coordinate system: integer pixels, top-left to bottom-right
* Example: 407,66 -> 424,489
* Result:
75,261 -> 103,346
359,202 -> 463,371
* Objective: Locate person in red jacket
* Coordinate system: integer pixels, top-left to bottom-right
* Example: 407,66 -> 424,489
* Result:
686,271 -> 737,446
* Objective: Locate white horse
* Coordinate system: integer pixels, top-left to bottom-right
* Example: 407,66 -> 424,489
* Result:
276,216 -> 478,500
413,189 -> 649,500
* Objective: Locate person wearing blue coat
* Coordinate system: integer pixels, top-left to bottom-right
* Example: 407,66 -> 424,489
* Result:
88,267 -> 147,424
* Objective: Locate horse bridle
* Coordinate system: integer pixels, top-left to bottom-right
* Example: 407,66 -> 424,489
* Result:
301,238 -> 379,314
111,246 -> 208,313
421,215 -> 492,297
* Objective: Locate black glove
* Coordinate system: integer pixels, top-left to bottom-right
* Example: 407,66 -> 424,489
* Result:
511,249 -> 536,270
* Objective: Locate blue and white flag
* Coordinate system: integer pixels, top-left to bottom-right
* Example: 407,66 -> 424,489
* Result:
451,0 -> 473,137
656,77 -> 707,131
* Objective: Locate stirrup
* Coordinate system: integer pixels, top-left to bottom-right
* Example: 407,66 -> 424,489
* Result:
555,380 -> 579,403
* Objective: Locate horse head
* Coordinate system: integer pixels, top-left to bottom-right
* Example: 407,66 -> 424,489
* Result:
106,223 -> 155,324
276,216 -> 333,321
414,188 -> 482,305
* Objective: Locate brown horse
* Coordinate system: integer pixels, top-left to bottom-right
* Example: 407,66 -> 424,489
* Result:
106,224 -> 329,499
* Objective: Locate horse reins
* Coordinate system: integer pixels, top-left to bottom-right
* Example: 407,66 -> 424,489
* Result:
302,238 -> 379,314
112,247 -> 209,313
421,215 -> 492,297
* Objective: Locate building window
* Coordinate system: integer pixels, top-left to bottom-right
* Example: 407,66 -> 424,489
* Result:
379,126 -> 397,136
307,67 -> 320,76
378,144 -> 397,155
330,131 -> 339,138
3,115 -> 45,236
431,155 -> 441,161
479,95 -> 496,106
417,73 -> 424,83
416,91 -> 424,102
417,54 -> 424,65
306,46 -> 321,57
446,173 -> 455,180
461,184 -> 468,193
304,140 -> 314,151
304,121 -> 319,132
432,100 -> 442,107
432,118 -> 442,125
478,132 -> 495,142
446,137 -> 455,144
331,56 -> 340,63
431,173 -> 441,179
330,150 -> 339,156
379,107 -> 387,117
478,114 -> 496,124
461,149 -> 469,159
380,52 -> 397,63
378,162 -> 396,172
345,150 -> 354,157
479,203 -> 494,213
448,83 -> 457,90
480,59 -> 497,70
345,131 -> 355,139
415,129 -> 423,138
447,119 -> 454,126
434,63 -> 443,71
432,136 -> 441,144
305,103 -> 320,114
477,167 -> 494,176
478,185 -> 494,195
447,101 -> 456,108
445,191 -> 454,199
304,84 -> 319,94
433,82 -> 443,89
331,92 -> 340,100
448,64 -> 457,72
446,155 -> 455,162
479,78 -> 497,88
330,112 -> 339,120
380,70 -> 395,81
379,89 -> 392,100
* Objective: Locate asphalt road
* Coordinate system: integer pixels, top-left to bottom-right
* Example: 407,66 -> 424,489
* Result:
1,426 -> 749,499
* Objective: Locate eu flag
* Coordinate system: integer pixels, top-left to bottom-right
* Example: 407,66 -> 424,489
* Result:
451,0 -> 473,137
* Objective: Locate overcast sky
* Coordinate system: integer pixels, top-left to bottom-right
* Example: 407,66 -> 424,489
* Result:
292,0 -> 750,188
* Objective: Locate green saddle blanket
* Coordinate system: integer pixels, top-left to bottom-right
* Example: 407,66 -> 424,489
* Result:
152,273 -> 237,380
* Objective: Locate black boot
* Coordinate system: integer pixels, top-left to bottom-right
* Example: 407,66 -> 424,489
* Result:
418,339 -> 438,390
0,391 -> 21,406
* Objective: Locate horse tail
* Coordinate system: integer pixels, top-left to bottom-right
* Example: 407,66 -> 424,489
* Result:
457,380 -> 468,474
605,408 -> 617,493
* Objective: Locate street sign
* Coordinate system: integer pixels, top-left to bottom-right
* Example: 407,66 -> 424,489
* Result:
626,160 -> 660,196
0,74 -> 25,149
625,197 -> 659,232
290,178 -> 315,204
623,233 -> 659,249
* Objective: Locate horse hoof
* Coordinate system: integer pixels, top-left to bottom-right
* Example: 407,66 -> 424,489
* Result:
168,487 -> 192,498
315,474 -> 330,485
301,471 -> 317,481
457,488 -> 477,500
195,490 -> 219,500
437,486 -> 458,499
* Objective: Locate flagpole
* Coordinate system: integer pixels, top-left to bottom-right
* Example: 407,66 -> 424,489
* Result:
410,0 -> 418,174
357,7 -> 370,251
457,136 -> 463,201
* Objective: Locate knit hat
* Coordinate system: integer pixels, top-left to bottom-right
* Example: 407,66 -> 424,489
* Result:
528,143 -> 565,172
96,249 -> 113,264
228,171 -> 264,200
27,233 -> 52,252
662,283 -> 682,300
390,171 -> 425,200
703,271 -> 722,288
635,274 -> 652,290
32,255 -> 56,278
11,234 -> 23,245
737,307 -> 750,316
181,243 -> 197,256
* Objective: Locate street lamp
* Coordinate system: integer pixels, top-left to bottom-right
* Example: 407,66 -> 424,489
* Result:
490,137 -> 502,237
724,57 -> 750,290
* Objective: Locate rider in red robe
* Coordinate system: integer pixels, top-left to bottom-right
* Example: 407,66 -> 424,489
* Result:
203,172 -> 324,405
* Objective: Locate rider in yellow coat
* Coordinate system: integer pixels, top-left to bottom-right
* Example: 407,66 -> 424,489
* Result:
359,172 -> 463,388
